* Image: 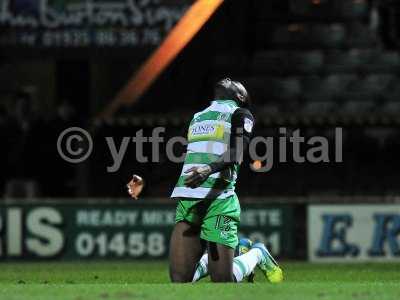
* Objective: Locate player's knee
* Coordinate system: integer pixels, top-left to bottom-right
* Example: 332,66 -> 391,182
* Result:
169,265 -> 193,283
169,270 -> 193,283
210,271 -> 234,283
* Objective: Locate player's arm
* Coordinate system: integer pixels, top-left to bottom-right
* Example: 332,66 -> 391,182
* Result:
184,108 -> 254,188
209,108 -> 254,173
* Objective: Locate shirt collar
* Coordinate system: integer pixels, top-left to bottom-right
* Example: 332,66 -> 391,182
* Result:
212,99 -> 238,106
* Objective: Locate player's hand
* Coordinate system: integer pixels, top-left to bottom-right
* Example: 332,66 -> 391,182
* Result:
184,166 -> 212,188
126,174 -> 144,200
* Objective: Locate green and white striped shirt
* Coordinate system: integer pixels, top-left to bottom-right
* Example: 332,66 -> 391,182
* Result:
171,100 -> 240,200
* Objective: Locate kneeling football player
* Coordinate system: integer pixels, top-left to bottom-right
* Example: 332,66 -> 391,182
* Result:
169,79 -> 281,282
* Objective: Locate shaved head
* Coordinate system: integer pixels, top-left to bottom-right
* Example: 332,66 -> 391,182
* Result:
214,78 -> 250,107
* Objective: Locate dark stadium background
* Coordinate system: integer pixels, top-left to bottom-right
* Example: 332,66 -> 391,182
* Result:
1,0 -> 400,262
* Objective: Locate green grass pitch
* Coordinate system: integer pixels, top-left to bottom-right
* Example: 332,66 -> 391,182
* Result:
0,261 -> 399,300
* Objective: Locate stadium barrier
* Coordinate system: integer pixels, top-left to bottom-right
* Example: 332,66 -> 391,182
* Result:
2,199 -> 399,262
308,205 -> 400,262
0,200 -> 294,260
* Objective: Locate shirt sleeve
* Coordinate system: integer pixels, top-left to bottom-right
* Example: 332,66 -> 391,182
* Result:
209,108 -> 255,174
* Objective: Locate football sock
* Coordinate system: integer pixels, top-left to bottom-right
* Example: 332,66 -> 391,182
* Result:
232,249 -> 262,282
192,253 -> 209,282
192,248 -> 262,282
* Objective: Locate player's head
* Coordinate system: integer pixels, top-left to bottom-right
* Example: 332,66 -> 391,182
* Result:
214,78 -> 250,108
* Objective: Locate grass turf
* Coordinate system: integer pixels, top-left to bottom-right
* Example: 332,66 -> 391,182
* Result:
0,261 -> 399,300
